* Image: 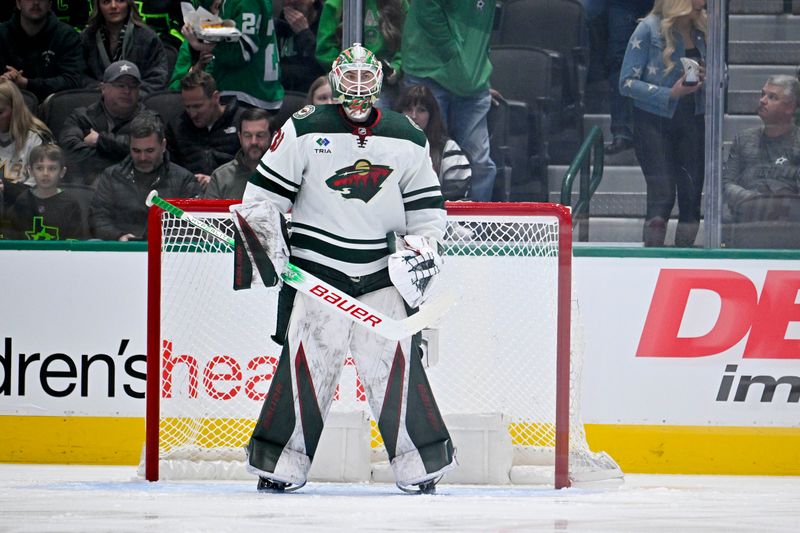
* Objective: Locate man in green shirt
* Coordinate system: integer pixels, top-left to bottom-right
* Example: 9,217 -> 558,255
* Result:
401,0 -> 496,201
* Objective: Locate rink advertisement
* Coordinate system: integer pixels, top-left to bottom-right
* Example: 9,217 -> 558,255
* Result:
1,245 -> 799,473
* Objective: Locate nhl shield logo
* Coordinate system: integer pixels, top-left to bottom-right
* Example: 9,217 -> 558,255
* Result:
326,159 -> 393,202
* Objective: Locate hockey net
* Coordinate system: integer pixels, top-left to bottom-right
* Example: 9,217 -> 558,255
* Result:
142,200 -> 622,487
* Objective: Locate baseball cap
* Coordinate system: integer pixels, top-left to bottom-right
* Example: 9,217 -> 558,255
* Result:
103,61 -> 142,84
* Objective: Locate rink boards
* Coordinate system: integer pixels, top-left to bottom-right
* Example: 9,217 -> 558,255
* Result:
0,243 -> 799,475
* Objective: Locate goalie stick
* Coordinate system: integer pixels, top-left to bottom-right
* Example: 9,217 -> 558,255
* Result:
146,191 -> 453,341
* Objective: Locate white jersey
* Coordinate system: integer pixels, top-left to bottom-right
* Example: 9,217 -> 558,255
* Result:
242,104 -> 446,277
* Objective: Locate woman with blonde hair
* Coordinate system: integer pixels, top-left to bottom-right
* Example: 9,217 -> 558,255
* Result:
619,0 -> 707,247
0,79 -> 54,237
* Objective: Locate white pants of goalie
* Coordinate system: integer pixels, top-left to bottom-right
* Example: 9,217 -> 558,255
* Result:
245,286 -> 456,487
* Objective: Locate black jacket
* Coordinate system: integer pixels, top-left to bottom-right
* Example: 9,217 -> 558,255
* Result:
0,11 -> 83,101
80,21 -> 169,96
59,100 -> 145,185
166,96 -> 243,176
89,154 -> 200,240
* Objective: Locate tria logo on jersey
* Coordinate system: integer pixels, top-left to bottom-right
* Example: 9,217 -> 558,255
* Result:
314,137 -> 332,153
326,159 -> 393,202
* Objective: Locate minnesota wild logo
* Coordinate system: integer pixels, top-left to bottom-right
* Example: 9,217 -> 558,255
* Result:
326,159 -> 393,202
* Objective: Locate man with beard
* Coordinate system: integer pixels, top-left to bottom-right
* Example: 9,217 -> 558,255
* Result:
89,110 -> 199,240
204,107 -> 271,199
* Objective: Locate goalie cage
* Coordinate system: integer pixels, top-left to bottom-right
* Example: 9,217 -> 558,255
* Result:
142,200 -> 623,488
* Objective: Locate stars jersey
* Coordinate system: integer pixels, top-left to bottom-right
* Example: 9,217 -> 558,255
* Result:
242,104 -> 446,277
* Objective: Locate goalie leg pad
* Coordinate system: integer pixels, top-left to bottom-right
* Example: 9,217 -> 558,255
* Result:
349,287 -> 457,485
247,290 -> 353,484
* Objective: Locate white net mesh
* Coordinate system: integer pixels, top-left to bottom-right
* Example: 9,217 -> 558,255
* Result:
141,202 -> 622,485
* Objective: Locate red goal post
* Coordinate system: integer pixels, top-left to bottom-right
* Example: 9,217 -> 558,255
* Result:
144,200 -> 622,487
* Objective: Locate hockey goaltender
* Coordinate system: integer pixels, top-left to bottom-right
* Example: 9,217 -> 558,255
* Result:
235,43 -> 457,494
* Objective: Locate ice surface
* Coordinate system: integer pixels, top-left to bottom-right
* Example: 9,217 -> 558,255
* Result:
1,464 -> 798,532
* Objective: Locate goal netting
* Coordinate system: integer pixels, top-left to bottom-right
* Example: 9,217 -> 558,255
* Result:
141,200 -> 622,487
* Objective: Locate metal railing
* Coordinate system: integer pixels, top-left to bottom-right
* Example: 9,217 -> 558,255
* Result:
560,125 -> 605,242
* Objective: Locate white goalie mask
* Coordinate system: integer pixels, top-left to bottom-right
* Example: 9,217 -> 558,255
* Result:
329,43 -> 383,122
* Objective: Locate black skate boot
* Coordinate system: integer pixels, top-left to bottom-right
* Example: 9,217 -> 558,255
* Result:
397,476 -> 440,495
257,477 -> 288,493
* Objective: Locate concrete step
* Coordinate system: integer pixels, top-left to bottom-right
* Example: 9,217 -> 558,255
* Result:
573,218 -> 706,245
728,41 -> 800,64
729,15 -> 800,40
728,64 -> 798,91
550,164 -> 644,194
584,113 -> 762,142
729,0 -> 785,15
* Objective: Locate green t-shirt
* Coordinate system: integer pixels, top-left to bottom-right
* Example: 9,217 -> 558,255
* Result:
401,0 -> 494,96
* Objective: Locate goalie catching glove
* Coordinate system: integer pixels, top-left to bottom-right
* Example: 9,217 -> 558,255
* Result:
388,233 -> 443,308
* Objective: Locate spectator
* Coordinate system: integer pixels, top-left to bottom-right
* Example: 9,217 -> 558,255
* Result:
396,84 -> 471,201
90,110 -> 199,240
316,0 -> 406,109
184,0 -> 284,111
277,0 -> 324,93
0,79 -> 53,238
80,0 -> 169,96
306,74 -> 333,104
723,75 -> 800,222
619,0 -> 706,247
401,1 -> 496,201
0,0 -> 83,102
204,107 -> 271,200
581,0 -> 655,155
168,0 -> 221,91
166,70 -> 242,186
60,60 -> 145,185
8,144 -> 88,240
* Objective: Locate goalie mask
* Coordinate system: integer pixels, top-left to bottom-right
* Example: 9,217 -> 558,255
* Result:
329,43 -> 383,122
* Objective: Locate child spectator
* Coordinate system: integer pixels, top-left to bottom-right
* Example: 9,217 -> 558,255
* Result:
306,75 -> 333,105
8,144 -> 88,240
80,0 -> 169,96
315,0 -> 406,109
396,84 -> 471,201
